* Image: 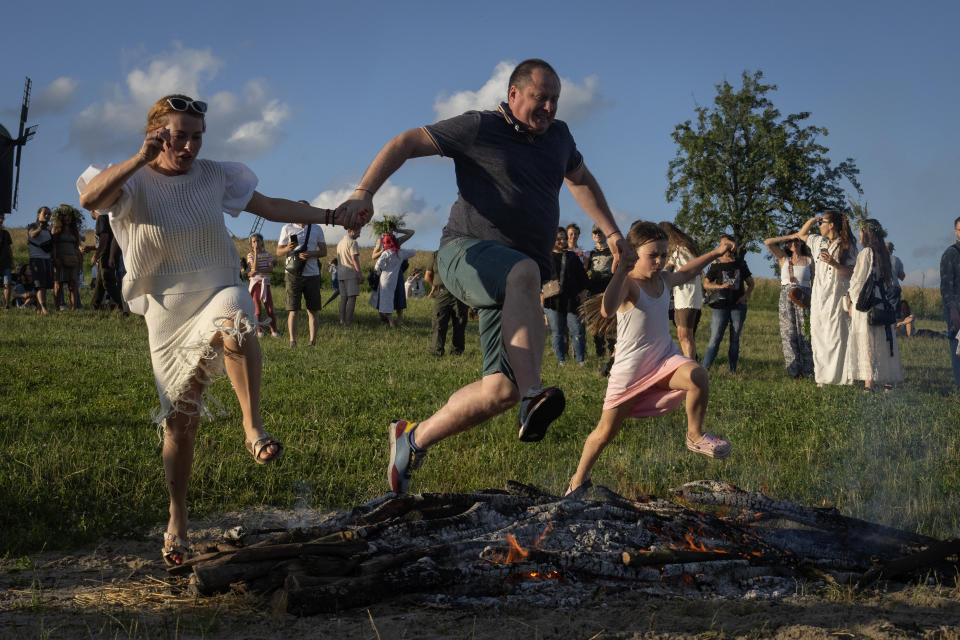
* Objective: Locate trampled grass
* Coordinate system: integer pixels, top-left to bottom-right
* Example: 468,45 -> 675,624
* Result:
0,272 -> 957,556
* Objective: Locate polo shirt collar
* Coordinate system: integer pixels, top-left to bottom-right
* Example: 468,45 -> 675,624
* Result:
498,102 -> 536,142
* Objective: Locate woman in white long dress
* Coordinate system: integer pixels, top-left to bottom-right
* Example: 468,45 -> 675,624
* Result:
78,94 -> 366,566
372,228 -> 415,326
795,210 -> 857,386
846,219 -> 903,390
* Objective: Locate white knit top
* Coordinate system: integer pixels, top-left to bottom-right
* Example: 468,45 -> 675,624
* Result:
78,160 -> 257,313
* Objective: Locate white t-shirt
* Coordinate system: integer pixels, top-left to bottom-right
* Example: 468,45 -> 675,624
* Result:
278,223 -> 325,278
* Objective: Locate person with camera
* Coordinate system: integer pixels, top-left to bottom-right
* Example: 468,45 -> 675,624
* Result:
278,201 -> 327,347
763,232 -> 814,378
845,219 -> 903,391
26,206 -> 54,314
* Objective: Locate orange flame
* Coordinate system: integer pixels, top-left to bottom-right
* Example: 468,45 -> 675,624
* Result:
519,570 -> 561,581
503,533 -> 530,563
534,523 -> 554,549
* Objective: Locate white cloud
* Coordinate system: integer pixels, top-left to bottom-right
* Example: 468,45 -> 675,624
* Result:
309,180 -> 445,247
32,77 -> 79,115
68,45 -> 289,162
433,61 -> 607,124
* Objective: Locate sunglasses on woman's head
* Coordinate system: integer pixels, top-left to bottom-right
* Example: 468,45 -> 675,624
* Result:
166,98 -> 208,114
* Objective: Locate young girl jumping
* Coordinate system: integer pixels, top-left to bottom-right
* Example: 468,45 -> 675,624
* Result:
567,221 -> 735,494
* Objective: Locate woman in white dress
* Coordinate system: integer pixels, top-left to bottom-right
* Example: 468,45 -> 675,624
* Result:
372,228 -> 415,327
659,221 -> 703,360
795,210 -> 857,386
78,94 -> 366,566
845,219 -> 903,391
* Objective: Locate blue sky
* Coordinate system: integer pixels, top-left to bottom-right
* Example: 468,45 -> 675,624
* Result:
2,0 -> 957,285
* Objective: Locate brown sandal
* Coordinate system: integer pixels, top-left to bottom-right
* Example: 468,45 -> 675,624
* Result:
245,433 -> 283,464
162,532 -> 190,567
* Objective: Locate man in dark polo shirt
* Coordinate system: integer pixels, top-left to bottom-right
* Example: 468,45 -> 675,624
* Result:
337,59 -> 632,493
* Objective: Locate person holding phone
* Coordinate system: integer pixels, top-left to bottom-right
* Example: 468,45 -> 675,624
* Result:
278,202 -> 327,346
77,94 -> 367,568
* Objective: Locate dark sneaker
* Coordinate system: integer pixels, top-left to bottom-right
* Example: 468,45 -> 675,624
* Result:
388,420 -> 427,493
518,386 -> 565,442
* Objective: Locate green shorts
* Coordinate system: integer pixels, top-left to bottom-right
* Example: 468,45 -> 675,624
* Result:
437,238 -> 529,384
285,274 -> 323,311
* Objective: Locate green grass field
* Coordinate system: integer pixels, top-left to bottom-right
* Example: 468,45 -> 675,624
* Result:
0,236 -> 957,557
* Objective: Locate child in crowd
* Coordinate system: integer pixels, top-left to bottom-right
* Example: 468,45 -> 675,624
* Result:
246,234 -> 281,338
567,221 -> 735,494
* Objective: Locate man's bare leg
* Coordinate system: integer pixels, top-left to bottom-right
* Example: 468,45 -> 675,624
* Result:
287,311 -> 298,346
413,373 -> 518,448
500,259 -> 544,394
412,259 -> 543,449
307,310 -> 318,345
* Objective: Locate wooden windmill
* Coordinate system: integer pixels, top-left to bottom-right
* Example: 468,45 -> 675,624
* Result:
0,77 -> 38,213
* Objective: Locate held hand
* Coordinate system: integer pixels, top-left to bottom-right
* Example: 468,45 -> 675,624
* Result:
609,236 -> 636,273
138,128 -> 168,163
335,194 -> 374,229
298,252 -> 310,260
720,282 -> 735,289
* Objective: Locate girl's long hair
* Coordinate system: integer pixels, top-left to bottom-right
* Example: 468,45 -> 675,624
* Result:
860,218 -> 893,284
821,209 -> 856,262
658,221 -> 698,255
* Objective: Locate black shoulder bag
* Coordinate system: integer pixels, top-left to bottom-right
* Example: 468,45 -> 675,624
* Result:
285,224 -> 312,276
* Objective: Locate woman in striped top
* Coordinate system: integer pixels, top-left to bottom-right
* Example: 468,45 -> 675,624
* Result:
247,233 -> 280,338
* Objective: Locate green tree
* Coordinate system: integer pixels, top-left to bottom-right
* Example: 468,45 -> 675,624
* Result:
666,70 -> 862,255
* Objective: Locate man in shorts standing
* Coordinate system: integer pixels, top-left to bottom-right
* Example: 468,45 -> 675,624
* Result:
336,227 -> 362,326
27,206 -> 54,314
278,205 -> 326,346
336,59 -> 632,493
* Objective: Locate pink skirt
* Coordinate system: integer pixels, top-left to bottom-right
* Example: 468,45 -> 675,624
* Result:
603,353 -> 693,418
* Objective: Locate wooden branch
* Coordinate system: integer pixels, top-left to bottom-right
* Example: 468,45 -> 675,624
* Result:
856,538 -> 960,591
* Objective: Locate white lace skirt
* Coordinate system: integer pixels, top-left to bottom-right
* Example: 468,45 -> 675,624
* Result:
144,285 -> 256,434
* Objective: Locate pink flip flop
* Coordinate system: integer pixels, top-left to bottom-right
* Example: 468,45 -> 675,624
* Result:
686,433 -> 732,459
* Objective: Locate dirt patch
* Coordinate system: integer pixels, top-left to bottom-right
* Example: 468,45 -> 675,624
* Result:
1,509 -> 959,639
